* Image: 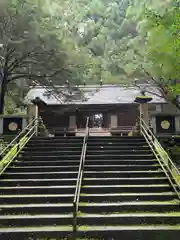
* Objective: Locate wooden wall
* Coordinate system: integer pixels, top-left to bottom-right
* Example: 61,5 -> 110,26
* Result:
117,105 -> 138,126
39,104 -> 139,129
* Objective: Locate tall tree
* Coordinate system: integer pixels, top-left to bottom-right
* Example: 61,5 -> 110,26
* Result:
0,0 -> 88,114
126,0 -> 180,107
45,0 -> 137,83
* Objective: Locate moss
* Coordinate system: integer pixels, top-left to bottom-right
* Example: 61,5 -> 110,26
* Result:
80,193 -> 88,196
79,202 -> 90,206
78,225 -> 89,231
152,163 -> 160,166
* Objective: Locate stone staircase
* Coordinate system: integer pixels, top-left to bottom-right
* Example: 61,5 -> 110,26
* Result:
78,136 -> 180,239
0,135 -> 179,239
0,136 -> 83,239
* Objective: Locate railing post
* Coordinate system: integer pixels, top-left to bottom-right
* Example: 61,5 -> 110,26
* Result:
73,204 -> 77,232
73,117 -> 89,233
139,104 -> 143,135
34,104 -> 39,136
35,117 -> 39,136
16,129 -> 21,152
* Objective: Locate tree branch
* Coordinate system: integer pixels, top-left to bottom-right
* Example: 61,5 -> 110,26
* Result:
7,68 -> 66,83
139,66 -> 170,101
2,46 -> 16,81
8,47 -> 37,72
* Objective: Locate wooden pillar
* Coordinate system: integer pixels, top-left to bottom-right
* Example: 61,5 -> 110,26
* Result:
69,115 -> 77,129
140,104 -> 149,126
27,104 -> 39,135
102,113 -> 109,128
27,104 -> 37,119
110,115 -> 118,128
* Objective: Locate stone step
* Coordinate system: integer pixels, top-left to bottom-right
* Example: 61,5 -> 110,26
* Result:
84,170 -> 165,178
79,201 -> 180,213
22,151 -> 82,156
0,203 -> 74,215
80,192 -> 176,202
81,184 -> 172,194
88,136 -> 145,140
15,160 -> 81,167
84,165 -> 162,171
87,145 -> 150,150
0,185 -> 75,194
82,177 -> 169,185
87,150 -> 152,155
76,225 -> 180,240
17,155 -> 81,160
0,178 -> 77,187
26,142 -> 82,147
8,166 -> 79,172
0,226 -> 72,239
78,212 -> 180,225
84,159 -> 158,165
2,171 -> 78,179
23,146 -> 82,151
0,214 -> 73,227
0,226 -> 180,240
29,138 -> 83,143
86,154 -> 154,160
88,141 -> 148,146
0,194 -> 74,204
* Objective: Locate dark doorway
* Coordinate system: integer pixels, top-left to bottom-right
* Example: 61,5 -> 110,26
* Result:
89,114 -> 103,128
76,113 -> 104,128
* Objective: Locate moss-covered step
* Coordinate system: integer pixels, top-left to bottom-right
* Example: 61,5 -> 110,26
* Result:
80,192 -> 176,202
77,225 -> 180,240
2,171 -> 78,179
77,212 -> 180,225
0,214 -> 73,227
81,184 -> 172,194
0,194 -> 74,204
84,170 -> 165,178
0,203 -> 74,215
0,226 -> 73,240
0,178 -> 78,187
85,153 -> 154,160
82,177 -> 168,185
79,201 -> 180,213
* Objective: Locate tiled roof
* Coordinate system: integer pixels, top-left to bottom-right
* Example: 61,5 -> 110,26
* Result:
24,84 -> 167,105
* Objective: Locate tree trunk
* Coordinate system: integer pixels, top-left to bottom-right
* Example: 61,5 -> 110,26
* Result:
0,76 -> 7,114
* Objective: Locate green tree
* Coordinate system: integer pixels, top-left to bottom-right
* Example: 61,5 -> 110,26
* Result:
46,0 -> 137,83
126,0 -> 180,106
0,0 -> 88,114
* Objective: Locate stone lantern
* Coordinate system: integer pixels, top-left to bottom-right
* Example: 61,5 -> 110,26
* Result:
134,90 -> 153,129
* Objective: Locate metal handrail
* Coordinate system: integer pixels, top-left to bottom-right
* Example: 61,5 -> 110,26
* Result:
73,117 -> 89,232
140,117 -> 180,199
0,118 -> 38,175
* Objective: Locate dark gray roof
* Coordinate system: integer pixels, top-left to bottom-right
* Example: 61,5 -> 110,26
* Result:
24,84 -> 166,105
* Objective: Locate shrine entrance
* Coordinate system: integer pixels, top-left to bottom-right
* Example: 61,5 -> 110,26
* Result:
76,113 -> 105,129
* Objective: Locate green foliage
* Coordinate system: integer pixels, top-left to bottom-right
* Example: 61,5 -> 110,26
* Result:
46,0 -> 137,83
127,0 -> 180,105
0,0 -> 97,113
0,0 -> 179,112
46,0 -> 179,88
